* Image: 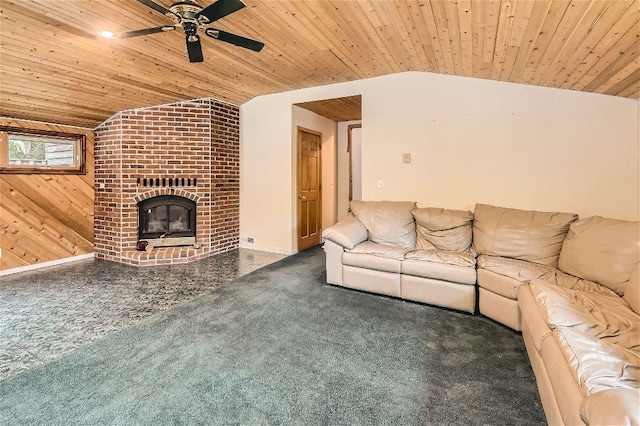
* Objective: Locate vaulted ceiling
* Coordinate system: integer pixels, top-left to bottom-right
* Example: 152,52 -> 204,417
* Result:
1,0 -> 638,128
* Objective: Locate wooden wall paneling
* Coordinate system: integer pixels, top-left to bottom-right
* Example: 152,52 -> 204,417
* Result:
0,118 -> 94,271
0,245 -> 28,270
0,200 -> 89,261
0,197 -> 91,268
2,175 -> 94,246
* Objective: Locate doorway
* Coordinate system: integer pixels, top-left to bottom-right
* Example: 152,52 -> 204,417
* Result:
297,127 -> 322,251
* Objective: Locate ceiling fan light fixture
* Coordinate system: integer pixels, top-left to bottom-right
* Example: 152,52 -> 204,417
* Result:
99,30 -> 115,39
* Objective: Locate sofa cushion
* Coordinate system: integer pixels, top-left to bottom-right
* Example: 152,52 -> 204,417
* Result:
411,207 -> 473,252
321,214 -> 368,250
473,203 -> 578,267
580,388 -> 640,426
343,241 -> 409,273
532,279 -> 640,396
623,264 -> 640,315
403,250 -> 476,285
558,216 -> 640,295
553,327 -> 639,396
343,253 -> 402,274
346,241 -> 409,260
411,208 -> 473,252
552,270 -> 619,296
530,280 -> 639,350
405,249 -> 475,266
350,201 -> 417,250
477,255 -> 556,299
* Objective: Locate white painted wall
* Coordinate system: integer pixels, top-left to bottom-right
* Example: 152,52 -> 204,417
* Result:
241,71 -> 639,254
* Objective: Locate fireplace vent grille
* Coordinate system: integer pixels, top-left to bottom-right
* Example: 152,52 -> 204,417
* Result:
136,177 -> 198,188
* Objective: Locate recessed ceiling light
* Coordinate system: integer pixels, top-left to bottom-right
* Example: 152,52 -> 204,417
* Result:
99,30 -> 115,39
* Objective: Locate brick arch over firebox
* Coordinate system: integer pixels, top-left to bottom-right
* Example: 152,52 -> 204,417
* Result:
134,188 -> 201,204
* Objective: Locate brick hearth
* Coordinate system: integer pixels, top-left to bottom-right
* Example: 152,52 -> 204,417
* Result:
94,98 -> 239,266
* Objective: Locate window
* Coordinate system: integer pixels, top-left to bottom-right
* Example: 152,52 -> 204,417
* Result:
0,127 -> 86,174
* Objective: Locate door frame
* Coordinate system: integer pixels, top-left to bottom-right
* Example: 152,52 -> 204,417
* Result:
296,126 -> 322,252
347,123 -> 362,203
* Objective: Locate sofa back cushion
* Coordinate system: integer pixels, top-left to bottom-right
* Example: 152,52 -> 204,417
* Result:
623,264 -> 639,314
559,216 -> 640,295
473,203 -> 578,267
350,201 -> 417,250
412,208 -> 473,252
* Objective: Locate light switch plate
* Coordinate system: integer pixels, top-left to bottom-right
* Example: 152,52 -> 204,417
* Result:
377,180 -> 384,188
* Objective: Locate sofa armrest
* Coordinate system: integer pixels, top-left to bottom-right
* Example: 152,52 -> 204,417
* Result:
322,214 -> 368,249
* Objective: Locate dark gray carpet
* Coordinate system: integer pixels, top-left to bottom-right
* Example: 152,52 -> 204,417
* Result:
0,247 -> 545,425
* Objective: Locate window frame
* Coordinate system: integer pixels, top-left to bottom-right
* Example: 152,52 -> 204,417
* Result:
0,126 -> 86,174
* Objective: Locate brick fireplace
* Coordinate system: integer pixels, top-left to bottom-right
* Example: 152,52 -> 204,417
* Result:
94,98 -> 239,266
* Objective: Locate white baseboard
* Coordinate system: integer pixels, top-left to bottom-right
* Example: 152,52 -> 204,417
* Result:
238,243 -> 295,256
0,253 -> 95,277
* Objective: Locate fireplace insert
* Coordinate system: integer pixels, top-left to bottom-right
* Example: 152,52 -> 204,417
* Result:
138,195 -> 196,242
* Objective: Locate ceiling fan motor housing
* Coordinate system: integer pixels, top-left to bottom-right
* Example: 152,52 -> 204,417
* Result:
168,1 -> 204,21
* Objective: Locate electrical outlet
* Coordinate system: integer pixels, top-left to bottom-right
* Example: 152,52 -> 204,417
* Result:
402,153 -> 411,164
377,180 -> 384,188
247,237 -> 255,243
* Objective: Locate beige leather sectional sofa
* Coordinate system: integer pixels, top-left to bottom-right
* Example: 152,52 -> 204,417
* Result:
323,201 -> 477,313
321,201 -> 639,425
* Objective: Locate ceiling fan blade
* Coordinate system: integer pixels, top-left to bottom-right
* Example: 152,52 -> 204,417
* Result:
136,0 -> 173,16
196,0 -> 246,23
186,35 -> 204,62
204,28 -> 264,52
118,26 -> 176,38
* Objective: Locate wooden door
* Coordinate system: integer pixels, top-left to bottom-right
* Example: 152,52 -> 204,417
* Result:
297,128 -> 322,251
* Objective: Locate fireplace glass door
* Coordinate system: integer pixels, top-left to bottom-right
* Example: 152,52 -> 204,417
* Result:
138,196 -> 196,240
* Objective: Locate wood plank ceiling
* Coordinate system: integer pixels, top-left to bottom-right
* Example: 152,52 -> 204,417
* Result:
1,0 -> 638,128
295,96 -> 362,121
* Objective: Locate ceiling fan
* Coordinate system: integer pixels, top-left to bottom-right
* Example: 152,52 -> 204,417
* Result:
108,0 -> 264,62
